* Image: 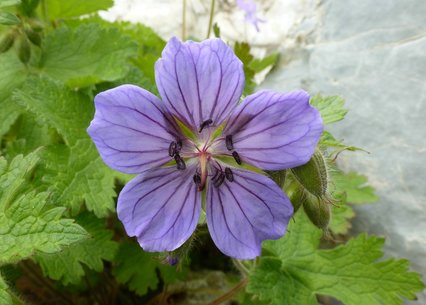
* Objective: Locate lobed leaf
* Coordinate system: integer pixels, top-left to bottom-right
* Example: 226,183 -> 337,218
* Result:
0,273 -> 11,305
39,24 -> 137,87
113,242 -> 181,296
36,213 -> 118,285
0,152 -> 88,265
44,0 -> 113,20
14,77 -> 117,216
248,211 -> 425,305
310,95 -> 348,124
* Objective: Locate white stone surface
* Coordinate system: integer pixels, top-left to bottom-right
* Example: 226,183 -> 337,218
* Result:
102,0 -> 426,302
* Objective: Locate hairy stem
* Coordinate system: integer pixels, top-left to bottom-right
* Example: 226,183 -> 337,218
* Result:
206,0 -> 216,39
206,277 -> 248,305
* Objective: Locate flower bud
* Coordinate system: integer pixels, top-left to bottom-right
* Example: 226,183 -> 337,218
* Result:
288,187 -> 304,213
291,150 -> 328,198
303,195 -> 331,229
25,28 -> 41,47
18,36 -> 31,64
0,32 -> 15,53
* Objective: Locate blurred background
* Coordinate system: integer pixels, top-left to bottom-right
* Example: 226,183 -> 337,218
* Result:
101,0 -> 426,303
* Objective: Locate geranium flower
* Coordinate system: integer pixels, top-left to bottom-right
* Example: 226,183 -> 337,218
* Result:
236,0 -> 264,31
87,37 -> 323,259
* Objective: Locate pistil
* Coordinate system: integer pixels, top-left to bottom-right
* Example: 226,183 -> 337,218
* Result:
198,152 -> 209,191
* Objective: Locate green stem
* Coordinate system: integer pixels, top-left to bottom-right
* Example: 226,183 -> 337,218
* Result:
206,0 -> 216,39
206,278 -> 248,305
10,292 -> 26,305
182,0 -> 187,39
41,0 -> 48,22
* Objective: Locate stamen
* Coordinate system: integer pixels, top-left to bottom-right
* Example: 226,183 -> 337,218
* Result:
199,119 -> 213,133
225,135 -> 233,151
232,151 -> 242,165
174,153 -> 186,170
193,173 -> 201,185
176,139 -> 183,152
225,167 -> 234,182
213,172 -> 225,187
168,141 -> 177,157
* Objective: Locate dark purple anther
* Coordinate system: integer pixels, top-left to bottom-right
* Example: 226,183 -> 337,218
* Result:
174,153 -> 186,170
225,135 -> 233,151
168,141 -> 177,157
225,167 -> 234,182
232,151 -> 242,165
176,139 -> 183,152
213,172 -> 225,187
199,119 -> 213,133
193,173 -> 201,185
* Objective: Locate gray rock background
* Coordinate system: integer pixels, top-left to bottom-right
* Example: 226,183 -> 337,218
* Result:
102,0 -> 426,303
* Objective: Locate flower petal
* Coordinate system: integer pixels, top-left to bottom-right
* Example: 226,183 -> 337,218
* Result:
118,166 -> 201,252
223,90 -> 323,170
206,168 -> 293,259
87,84 -> 179,174
155,37 -> 244,130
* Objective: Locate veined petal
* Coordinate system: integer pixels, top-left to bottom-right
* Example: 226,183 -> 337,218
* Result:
155,37 -> 244,130
223,90 -> 323,170
87,84 -> 179,174
118,166 -> 201,252
206,168 -> 293,259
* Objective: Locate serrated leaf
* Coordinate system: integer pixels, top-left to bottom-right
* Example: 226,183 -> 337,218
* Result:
35,212 -> 118,285
332,170 -> 378,204
234,42 -> 255,95
310,95 -> 348,124
41,140 -> 116,217
45,0 -> 113,20
320,131 -> 364,152
39,24 -> 137,87
13,77 -> 117,216
329,193 -> 355,235
0,12 -> 20,25
0,0 -> 21,8
0,152 -> 88,264
0,273 -> 11,305
248,53 -> 279,73
113,242 -> 180,296
13,76 -> 92,145
248,211 -> 425,305
0,52 -> 27,138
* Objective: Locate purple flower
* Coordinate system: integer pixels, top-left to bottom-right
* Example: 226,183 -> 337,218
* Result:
236,0 -> 264,31
87,37 -> 323,259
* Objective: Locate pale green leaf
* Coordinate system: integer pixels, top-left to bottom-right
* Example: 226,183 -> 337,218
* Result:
14,77 -> 117,216
0,0 -> 21,8
39,24 -> 137,87
310,95 -> 348,124
36,213 -> 118,285
329,200 -> 355,235
13,76 -> 92,145
0,12 -> 20,25
45,0 -> 113,20
0,152 -> 88,264
41,140 -> 116,217
248,53 -> 279,73
331,170 -> 378,204
320,131 -> 365,152
0,273 -> 11,305
113,242 -> 180,296
248,211 -> 425,305
0,52 -> 27,138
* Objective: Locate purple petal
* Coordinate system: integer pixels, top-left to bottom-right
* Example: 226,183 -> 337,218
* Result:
155,37 -> 244,130
222,90 -> 323,170
118,166 -> 201,252
87,85 -> 179,174
206,168 -> 293,259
